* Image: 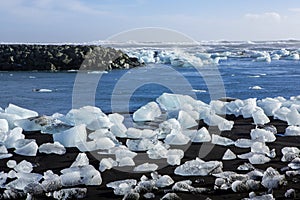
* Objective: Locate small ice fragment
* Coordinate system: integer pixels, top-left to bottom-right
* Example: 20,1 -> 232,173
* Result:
174,158 -> 223,176
14,160 -> 33,173
189,127 -> 211,143
250,128 -> 276,142
39,141 -> 66,155
118,157 -> 135,167
115,149 -> 137,162
53,124 -> 87,147
288,157 -> 300,170
133,102 -> 161,122
252,108 -> 270,125
177,110 -> 198,129
166,149 -> 184,166
257,98 -> 282,116
161,193 -> 181,200
99,158 -> 117,172
0,119 -> 9,133
52,188 -> 87,200
106,179 -> 137,196
249,86 -> 262,90
235,138 -> 254,148
6,160 -> 17,168
281,147 -> 300,162
285,189 -> 296,198
0,145 -> 8,154
284,126 -> 300,136
5,127 -> 25,149
249,154 -> 271,165
211,134 -> 234,146
164,129 -> 190,145
5,104 -> 38,119
14,139 -> 38,156
71,153 -> 89,167
261,167 -> 285,189
222,149 -> 236,160
237,163 -> 255,171
133,163 -> 158,172
155,175 -> 174,188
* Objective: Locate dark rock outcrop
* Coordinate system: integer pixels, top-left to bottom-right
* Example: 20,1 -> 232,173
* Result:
0,44 -> 141,71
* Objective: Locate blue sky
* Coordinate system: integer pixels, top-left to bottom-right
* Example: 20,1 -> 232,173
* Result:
0,0 -> 300,42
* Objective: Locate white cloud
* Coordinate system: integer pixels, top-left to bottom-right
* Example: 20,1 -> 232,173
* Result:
289,8 -> 300,12
244,12 -> 282,22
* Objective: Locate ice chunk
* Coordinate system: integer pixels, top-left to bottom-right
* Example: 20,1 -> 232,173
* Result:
261,167 -> 285,189
237,163 -> 255,171
211,134 -> 234,146
109,113 -> 124,124
0,171 -> 7,188
249,86 -> 262,90
177,110 -> 198,129
41,170 -> 62,192
106,179 -> 137,195
14,160 -> 33,173
39,142 -> 66,155
126,128 -> 142,139
60,165 -> 102,186
249,154 -> 271,165
146,142 -> 169,159
14,139 -> 38,156
6,172 -> 43,191
161,193 -> 181,200
222,149 -> 236,160
109,113 -> 127,137
99,158 -> 117,172
5,127 -> 25,149
286,107 -> 300,126
0,113 -> 22,129
156,93 -> 198,111
53,124 -> 87,147
115,148 -> 137,162
240,98 -> 257,118
155,175 -> 174,188
188,127 -> 211,143
274,107 -> 290,121
156,118 -> 181,139
250,128 -> 276,142
251,142 -> 270,154
257,98 -> 282,116
133,102 -> 161,122
167,149 -> 184,166
235,138 -> 254,148
0,145 -> 8,154
0,153 -> 13,159
281,147 -> 300,162
118,157 -> 135,167
126,138 -> 156,151
133,163 -> 158,172
71,153 -> 89,167
210,100 -> 227,115
203,113 -> 234,131
52,188 -> 87,200
7,160 -> 17,168
164,129 -> 190,145
285,189 -> 296,198
288,157 -> 300,170
0,119 -> 9,133
284,126 -> 300,136
5,104 -> 38,119
252,108 -> 270,125
225,99 -> 244,117
174,158 -> 223,176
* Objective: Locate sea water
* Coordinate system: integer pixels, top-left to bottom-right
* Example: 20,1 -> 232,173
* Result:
0,41 -> 299,115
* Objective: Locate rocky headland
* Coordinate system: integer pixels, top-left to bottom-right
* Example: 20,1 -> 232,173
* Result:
0,44 -> 141,71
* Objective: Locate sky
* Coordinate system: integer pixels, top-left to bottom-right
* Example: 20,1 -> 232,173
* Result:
0,0 -> 300,43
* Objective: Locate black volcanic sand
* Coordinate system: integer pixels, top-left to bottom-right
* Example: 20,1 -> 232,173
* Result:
1,116 -> 300,200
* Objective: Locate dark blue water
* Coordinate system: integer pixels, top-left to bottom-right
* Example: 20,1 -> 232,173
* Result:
0,57 -> 299,115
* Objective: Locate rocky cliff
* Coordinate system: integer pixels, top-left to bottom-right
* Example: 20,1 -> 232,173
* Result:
0,44 -> 141,71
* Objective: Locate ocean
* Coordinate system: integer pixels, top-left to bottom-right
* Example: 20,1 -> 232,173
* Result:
0,40 -> 299,115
